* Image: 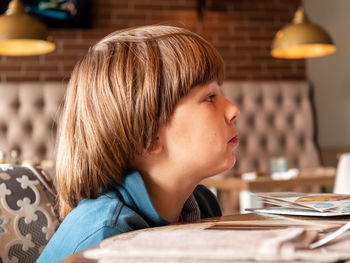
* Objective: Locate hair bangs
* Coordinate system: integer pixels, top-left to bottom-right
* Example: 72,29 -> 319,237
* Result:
157,31 -> 225,124
182,35 -> 225,89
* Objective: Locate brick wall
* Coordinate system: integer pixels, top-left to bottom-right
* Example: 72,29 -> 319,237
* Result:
0,0 -> 305,82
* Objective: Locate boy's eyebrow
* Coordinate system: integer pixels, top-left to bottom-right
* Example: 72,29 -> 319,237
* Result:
196,85 -> 214,94
190,81 -> 219,96
205,82 -> 219,92
193,85 -> 218,100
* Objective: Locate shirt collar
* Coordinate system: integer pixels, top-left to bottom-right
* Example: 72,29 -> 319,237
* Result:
179,193 -> 201,222
112,170 -> 201,226
114,170 -> 170,227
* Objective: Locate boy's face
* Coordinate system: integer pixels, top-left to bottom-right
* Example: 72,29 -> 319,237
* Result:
158,81 -> 240,180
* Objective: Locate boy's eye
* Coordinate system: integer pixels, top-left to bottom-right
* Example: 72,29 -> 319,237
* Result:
205,94 -> 216,102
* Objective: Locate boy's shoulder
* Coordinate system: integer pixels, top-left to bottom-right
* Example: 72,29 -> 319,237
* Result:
63,190 -> 151,233
38,190 -> 150,263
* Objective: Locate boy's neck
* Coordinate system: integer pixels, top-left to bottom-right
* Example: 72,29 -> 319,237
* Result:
141,168 -> 198,223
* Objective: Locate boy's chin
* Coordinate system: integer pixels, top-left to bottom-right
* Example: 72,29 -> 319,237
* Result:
211,158 -> 236,176
224,155 -> 236,170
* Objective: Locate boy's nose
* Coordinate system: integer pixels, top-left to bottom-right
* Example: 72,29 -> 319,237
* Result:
225,99 -> 240,125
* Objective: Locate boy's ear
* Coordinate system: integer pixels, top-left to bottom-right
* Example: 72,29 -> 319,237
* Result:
148,136 -> 163,154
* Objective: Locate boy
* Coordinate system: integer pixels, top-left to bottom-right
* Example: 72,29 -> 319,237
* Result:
38,25 -> 239,262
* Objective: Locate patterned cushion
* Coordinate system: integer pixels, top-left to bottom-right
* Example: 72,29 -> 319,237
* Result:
0,164 -> 59,263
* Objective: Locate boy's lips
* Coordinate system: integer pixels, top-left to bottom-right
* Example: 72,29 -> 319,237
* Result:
229,134 -> 239,144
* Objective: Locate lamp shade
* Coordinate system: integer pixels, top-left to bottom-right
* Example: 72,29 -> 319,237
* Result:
271,7 -> 336,59
0,0 -> 55,56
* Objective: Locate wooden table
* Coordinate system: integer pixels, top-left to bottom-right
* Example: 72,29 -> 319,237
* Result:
61,212 -> 350,263
200,167 -> 336,192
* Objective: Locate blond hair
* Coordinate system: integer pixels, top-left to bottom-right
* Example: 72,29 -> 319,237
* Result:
56,25 -> 225,219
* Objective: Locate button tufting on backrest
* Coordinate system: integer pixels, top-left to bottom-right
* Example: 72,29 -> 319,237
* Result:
0,83 -> 66,162
298,134 -> 306,149
22,120 -> 33,134
246,114 -> 255,128
0,123 -> 8,135
266,114 -> 275,127
11,98 -> 20,112
279,134 -> 286,148
235,94 -> 243,107
35,97 -> 45,110
295,94 -> 302,107
259,136 -> 267,149
239,136 -> 246,148
36,144 -> 47,159
275,92 -> 283,106
287,114 -> 294,127
47,120 -> 58,137
255,94 -> 263,107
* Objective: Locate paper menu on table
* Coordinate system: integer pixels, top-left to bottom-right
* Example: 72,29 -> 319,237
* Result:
253,192 -> 350,213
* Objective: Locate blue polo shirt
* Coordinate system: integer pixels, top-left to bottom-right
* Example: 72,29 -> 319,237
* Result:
37,171 -> 221,263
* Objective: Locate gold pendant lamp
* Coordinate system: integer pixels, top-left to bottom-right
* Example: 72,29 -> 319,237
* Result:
0,0 -> 56,56
271,7 -> 336,59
